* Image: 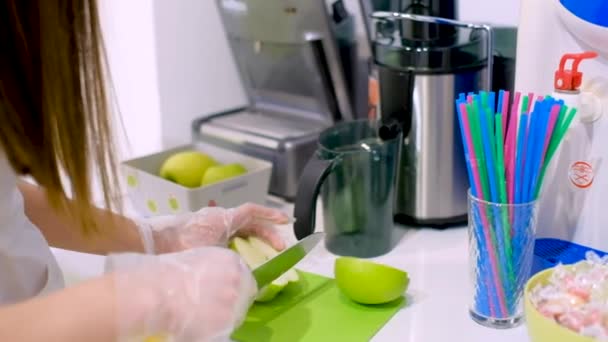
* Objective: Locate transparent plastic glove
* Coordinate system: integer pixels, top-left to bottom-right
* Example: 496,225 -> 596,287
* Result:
137,203 -> 290,254
105,246 -> 257,342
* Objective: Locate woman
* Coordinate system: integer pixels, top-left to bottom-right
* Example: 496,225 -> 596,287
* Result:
0,1 -> 289,341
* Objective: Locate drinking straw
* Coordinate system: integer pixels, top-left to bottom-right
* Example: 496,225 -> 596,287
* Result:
521,100 -> 543,202
494,113 -> 514,307
465,102 -> 508,317
468,103 -> 491,201
489,91 -> 496,114
501,91 -> 510,140
540,104 -> 561,166
527,92 -> 535,111
505,92 -> 521,205
497,91 -> 504,116
460,101 -> 505,316
480,101 -> 516,312
526,99 -> 552,201
457,102 -> 481,199
535,107 -> 578,197
495,115 -> 508,205
515,114 -> 529,204
476,99 -> 499,203
530,103 -> 560,200
505,93 -> 520,233
521,95 -> 530,118
456,99 -> 495,317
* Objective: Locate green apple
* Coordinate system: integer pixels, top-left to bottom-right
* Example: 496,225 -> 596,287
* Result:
230,236 -> 266,268
248,237 -> 299,282
200,163 -> 247,186
159,151 -> 217,188
334,257 -> 409,305
229,236 -> 299,302
255,273 -> 290,302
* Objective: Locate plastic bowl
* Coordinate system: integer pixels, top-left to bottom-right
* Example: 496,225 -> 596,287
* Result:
524,264 -> 595,342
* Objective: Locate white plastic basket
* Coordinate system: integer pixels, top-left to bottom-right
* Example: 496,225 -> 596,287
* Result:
121,142 -> 272,216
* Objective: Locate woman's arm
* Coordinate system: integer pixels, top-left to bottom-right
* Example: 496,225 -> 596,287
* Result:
0,276 -> 117,342
18,180 -> 145,255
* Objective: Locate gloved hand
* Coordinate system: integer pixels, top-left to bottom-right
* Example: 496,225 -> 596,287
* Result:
136,203 -> 290,254
105,246 -> 257,342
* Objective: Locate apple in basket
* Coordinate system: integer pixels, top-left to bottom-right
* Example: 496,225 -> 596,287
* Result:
159,151 -> 218,188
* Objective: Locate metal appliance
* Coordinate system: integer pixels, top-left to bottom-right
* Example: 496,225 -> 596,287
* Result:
367,2 -> 493,227
514,0 -> 608,270
192,0 -> 370,201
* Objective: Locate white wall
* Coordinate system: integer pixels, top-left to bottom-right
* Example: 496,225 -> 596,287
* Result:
459,0 -> 521,26
98,0 -> 163,160
100,0 -> 521,158
152,1 -> 247,148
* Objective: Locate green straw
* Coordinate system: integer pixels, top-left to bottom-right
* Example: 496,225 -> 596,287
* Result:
555,105 -> 569,134
468,103 -> 490,201
494,113 -> 514,298
495,114 -> 508,204
521,95 -> 529,115
469,101 -> 508,310
535,107 -> 578,197
557,106 -> 569,132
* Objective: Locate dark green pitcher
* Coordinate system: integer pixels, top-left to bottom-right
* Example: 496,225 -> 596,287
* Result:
293,119 -> 401,257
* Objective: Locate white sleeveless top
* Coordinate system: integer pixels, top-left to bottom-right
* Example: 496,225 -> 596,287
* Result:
0,153 -> 64,304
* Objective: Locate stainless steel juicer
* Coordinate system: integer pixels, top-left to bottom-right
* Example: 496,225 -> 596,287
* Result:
369,4 -> 494,227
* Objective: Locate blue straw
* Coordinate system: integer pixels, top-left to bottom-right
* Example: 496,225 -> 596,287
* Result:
479,102 -> 513,310
515,114 -> 529,204
521,100 -> 542,202
456,98 -> 493,316
497,91 -> 504,115
456,99 -> 476,197
477,98 -> 500,203
489,91 -> 496,114
527,100 -> 553,201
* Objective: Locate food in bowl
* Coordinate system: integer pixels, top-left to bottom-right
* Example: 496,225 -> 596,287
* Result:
529,252 -> 608,340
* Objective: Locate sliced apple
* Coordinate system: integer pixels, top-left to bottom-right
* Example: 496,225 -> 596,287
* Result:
334,257 -> 409,305
248,236 -> 280,258
255,273 -> 290,302
247,237 -> 299,282
229,236 -> 266,269
229,237 -> 301,302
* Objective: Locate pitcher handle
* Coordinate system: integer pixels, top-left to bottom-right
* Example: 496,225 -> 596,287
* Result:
293,153 -> 335,240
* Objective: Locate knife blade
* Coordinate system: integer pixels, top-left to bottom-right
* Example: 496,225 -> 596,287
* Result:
252,232 -> 324,289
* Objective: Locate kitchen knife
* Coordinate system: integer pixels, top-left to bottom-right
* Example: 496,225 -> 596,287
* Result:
253,232 -> 324,289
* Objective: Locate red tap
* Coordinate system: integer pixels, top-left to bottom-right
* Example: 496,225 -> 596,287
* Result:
554,51 -> 598,92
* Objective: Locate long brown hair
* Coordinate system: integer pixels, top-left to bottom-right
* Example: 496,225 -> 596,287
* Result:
0,0 -> 122,233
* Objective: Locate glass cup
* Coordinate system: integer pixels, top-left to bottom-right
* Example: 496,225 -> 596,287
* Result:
468,191 -> 538,328
293,119 -> 401,258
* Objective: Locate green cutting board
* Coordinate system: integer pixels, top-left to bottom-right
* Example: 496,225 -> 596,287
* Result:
231,271 -> 405,342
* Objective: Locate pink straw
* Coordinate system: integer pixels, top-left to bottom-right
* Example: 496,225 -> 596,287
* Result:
527,92 -> 535,112
540,104 -> 561,168
505,92 -> 521,233
501,91 -> 510,140
505,92 -> 521,198
460,103 -> 508,317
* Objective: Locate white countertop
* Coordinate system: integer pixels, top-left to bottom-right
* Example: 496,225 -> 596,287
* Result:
51,197 -> 531,342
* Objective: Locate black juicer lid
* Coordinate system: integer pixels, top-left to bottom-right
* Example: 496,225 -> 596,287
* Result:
372,18 -> 488,74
